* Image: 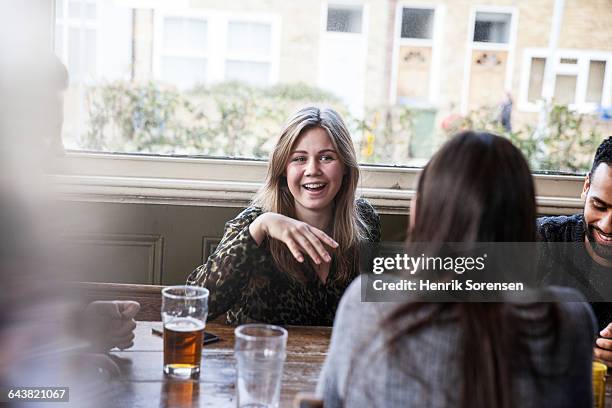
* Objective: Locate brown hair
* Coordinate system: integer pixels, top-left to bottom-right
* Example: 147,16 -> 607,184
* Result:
252,106 -> 369,282
365,132 -> 557,408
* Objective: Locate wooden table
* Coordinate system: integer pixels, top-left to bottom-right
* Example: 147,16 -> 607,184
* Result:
107,321 -> 331,407
101,321 -> 612,407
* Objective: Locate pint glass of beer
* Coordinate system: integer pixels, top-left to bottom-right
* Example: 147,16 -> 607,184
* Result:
161,285 -> 209,378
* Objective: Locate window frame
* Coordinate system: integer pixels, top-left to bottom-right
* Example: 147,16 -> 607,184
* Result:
519,48 -> 612,113
41,0 -> 586,216
51,151 -> 586,216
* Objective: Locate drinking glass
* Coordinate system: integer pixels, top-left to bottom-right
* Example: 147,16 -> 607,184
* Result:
161,285 -> 209,378
593,361 -> 607,408
234,324 -> 288,408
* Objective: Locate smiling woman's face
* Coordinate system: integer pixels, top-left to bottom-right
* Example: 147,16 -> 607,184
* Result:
285,127 -> 345,219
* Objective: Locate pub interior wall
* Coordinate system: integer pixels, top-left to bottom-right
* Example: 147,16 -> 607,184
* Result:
64,200 -> 572,286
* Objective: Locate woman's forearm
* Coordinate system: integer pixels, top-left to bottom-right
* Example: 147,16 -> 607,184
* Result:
248,213 -> 269,246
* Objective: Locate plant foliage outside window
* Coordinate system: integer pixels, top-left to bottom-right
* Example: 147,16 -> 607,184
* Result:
84,80 -> 421,164
441,103 -> 605,173
83,79 -> 607,173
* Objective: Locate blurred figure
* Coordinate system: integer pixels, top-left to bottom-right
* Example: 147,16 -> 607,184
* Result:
0,45 -> 139,406
499,91 -> 513,132
0,5 -> 141,406
83,301 -> 140,352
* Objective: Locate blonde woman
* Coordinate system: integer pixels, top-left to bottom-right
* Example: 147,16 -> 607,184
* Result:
187,106 -> 380,325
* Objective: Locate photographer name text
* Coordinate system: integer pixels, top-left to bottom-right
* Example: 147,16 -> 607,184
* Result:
372,279 -> 524,292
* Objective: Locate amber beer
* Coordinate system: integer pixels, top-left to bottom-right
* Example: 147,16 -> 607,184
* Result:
163,317 -> 205,377
161,285 -> 209,378
161,377 -> 200,408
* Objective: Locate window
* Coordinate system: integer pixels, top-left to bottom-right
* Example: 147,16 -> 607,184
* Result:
156,14 -> 274,88
45,0 -> 612,174
400,8 -> 434,40
160,17 -> 208,89
225,22 -> 272,85
527,57 -> 545,103
55,0 -> 132,149
586,60 -> 606,103
521,49 -> 612,111
326,4 -> 362,33
554,74 -> 577,105
55,0 -> 98,83
473,12 -> 512,44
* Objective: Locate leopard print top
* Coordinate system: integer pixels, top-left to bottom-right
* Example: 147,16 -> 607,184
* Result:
187,198 -> 380,326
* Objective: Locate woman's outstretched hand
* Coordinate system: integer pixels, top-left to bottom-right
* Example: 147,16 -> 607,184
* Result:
249,212 -> 339,264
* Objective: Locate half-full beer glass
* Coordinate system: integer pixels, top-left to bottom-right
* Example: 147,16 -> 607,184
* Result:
161,285 -> 209,378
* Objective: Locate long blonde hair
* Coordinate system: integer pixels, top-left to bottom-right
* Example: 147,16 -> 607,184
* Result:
252,106 -> 369,282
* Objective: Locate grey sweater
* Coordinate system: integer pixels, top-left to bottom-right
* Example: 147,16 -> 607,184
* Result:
317,276 -> 596,408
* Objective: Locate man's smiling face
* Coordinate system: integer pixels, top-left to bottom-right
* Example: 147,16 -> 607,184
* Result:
583,163 -> 612,262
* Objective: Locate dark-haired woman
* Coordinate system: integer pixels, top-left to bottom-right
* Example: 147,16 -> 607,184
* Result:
317,131 -> 596,407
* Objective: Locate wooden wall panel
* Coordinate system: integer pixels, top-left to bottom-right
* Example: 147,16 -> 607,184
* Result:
63,233 -> 163,284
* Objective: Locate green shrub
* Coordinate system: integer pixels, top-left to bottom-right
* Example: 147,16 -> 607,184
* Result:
441,103 -> 604,173
84,80 -> 419,163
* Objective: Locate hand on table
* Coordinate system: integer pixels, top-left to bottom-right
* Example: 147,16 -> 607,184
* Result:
249,212 -> 338,264
83,301 -> 140,352
594,322 -> 612,367
72,352 -> 122,379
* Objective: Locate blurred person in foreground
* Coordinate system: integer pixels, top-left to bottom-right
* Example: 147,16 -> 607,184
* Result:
537,137 -> 612,366
317,131 -> 595,407
0,49 -> 139,402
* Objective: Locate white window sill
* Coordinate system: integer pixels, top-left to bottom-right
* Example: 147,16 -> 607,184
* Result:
49,151 -> 585,215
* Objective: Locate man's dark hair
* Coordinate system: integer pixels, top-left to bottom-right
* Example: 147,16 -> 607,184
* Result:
590,137 -> 612,177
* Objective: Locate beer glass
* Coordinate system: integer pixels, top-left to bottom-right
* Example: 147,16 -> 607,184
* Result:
161,285 -> 209,378
234,324 -> 288,408
161,380 -> 200,408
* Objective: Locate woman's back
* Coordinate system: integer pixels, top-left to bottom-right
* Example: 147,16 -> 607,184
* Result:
318,276 -> 596,407
318,132 -> 596,407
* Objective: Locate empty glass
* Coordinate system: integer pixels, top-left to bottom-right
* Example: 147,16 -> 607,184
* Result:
234,324 -> 288,408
